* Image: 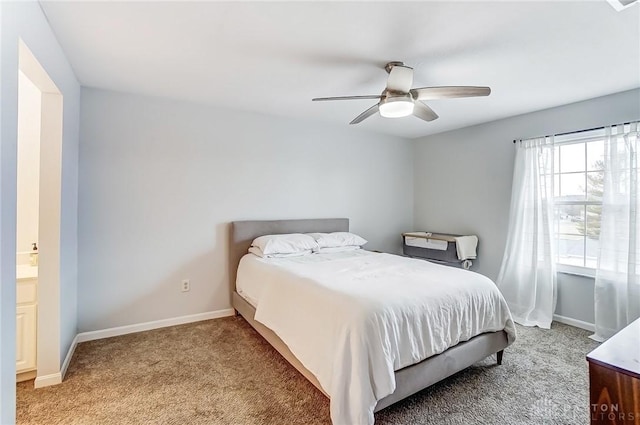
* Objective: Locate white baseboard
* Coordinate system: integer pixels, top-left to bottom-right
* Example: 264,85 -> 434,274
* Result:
33,309 -> 234,388
61,334 -> 79,380
34,334 -> 79,388
34,372 -> 62,388
553,314 -> 595,332
76,308 -> 236,343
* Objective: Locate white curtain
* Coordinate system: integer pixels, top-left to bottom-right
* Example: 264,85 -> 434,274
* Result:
497,137 -> 557,329
593,122 -> 640,341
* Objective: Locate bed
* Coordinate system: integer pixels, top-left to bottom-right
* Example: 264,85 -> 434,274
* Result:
230,218 -> 515,425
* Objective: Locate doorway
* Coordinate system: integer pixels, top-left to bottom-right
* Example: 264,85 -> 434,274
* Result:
17,40 -> 63,388
16,69 -> 41,382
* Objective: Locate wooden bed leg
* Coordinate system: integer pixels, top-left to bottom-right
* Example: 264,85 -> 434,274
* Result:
497,350 -> 504,365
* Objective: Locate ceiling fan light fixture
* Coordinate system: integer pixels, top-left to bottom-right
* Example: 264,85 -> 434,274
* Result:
313,61 -> 491,124
379,96 -> 414,118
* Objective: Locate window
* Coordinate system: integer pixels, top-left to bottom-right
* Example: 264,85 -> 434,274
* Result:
552,128 -> 606,274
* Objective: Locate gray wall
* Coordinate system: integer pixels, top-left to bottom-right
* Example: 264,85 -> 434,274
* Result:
78,88 -> 414,332
0,2 -> 80,422
413,88 -> 640,324
79,87 -> 639,332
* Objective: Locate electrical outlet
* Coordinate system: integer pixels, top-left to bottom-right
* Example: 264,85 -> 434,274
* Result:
181,279 -> 190,292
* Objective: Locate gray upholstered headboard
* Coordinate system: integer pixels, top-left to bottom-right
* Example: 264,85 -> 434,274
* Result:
229,218 -> 349,290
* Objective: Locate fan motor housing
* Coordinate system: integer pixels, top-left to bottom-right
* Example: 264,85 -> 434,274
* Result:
384,61 -> 408,74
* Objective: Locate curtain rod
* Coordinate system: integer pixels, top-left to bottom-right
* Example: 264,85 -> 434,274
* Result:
512,121 -> 635,143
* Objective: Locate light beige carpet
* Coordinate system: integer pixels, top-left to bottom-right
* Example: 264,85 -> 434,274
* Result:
17,316 -> 598,425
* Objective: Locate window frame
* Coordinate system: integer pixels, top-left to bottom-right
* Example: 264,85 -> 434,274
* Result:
552,129 -> 605,278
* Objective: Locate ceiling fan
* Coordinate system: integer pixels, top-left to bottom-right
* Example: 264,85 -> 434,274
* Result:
312,61 -> 491,125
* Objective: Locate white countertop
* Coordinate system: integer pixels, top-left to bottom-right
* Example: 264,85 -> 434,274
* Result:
16,265 -> 38,280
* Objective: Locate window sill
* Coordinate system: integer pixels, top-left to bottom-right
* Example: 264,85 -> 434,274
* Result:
557,264 -> 596,279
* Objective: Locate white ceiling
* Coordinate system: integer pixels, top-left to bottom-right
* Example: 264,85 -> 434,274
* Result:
41,1 -> 640,139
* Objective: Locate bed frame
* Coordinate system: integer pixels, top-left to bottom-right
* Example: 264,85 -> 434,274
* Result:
230,218 -> 509,412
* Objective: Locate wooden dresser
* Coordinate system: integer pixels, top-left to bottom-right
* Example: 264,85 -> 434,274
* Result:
587,318 -> 640,425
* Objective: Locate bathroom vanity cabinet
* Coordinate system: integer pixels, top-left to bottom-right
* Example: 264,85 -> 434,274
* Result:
16,271 -> 37,378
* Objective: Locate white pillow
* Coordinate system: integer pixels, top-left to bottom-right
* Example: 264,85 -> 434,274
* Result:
251,233 -> 318,255
248,246 -> 313,258
307,232 -> 368,248
315,246 -> 362,254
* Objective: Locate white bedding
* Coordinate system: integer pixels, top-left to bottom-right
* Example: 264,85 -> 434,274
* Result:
237,250 -> 373,307
236,251 -> 516,425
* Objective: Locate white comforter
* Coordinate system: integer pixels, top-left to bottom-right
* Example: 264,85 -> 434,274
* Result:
237,251 -> 516,425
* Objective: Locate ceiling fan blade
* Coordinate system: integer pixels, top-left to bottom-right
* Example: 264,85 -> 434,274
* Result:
413,101 -> 439,122
410,86 -> 491,101
312,95 -> 381,101
350,104 -> 379,125
386,65 -> 414,93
